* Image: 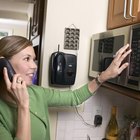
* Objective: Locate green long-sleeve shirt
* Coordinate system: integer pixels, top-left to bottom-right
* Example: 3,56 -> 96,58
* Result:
0,84 -> 92,140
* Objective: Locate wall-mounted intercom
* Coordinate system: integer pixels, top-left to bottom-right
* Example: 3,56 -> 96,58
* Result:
50,51 -> 77,86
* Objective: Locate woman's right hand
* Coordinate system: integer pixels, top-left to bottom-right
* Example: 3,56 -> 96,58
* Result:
99,44 -> 132,82
88,44 -> 131,94
3,67 -> 29,108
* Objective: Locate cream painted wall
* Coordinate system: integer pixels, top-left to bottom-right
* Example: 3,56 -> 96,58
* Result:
41,0 -> 108,87
40,0 -> 109,140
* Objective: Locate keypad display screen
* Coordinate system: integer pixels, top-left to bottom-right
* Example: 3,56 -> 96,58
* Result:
129,28 -> 140,77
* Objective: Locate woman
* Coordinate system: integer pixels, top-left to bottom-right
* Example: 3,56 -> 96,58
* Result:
0,35 -> 131,140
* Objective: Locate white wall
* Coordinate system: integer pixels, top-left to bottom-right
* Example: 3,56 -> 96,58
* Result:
41,0 -> 139,140
41,0 -> 108,138
41,0 -> 108,88
0,22 -> 27,37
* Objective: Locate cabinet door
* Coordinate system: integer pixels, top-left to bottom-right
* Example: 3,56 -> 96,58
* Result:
107,0 -> 140,29
131,0 -> 140,22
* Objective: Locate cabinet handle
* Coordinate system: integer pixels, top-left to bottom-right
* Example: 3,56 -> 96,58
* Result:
124,0 -> 131,19
129,0 -> 136,18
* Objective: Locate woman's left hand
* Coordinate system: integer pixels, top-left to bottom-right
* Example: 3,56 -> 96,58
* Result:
99,44 -> 132,83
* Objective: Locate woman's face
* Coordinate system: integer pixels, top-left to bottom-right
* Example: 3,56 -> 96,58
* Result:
9,46 -> 37,86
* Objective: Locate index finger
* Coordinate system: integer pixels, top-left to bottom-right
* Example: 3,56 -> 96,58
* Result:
116,44 -> 130,56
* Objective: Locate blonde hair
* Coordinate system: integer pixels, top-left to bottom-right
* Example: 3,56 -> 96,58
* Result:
0,35 -> 32,59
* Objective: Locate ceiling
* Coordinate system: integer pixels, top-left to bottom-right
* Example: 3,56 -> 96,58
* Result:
0,0 -> 34,22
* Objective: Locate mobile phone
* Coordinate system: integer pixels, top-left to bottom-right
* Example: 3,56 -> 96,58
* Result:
0,58 -> 16,82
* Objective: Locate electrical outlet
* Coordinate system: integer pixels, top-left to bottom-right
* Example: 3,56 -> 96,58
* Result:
95,106 -> 102,115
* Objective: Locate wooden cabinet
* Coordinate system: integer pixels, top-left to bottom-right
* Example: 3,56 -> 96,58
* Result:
107,0 -> 140,29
